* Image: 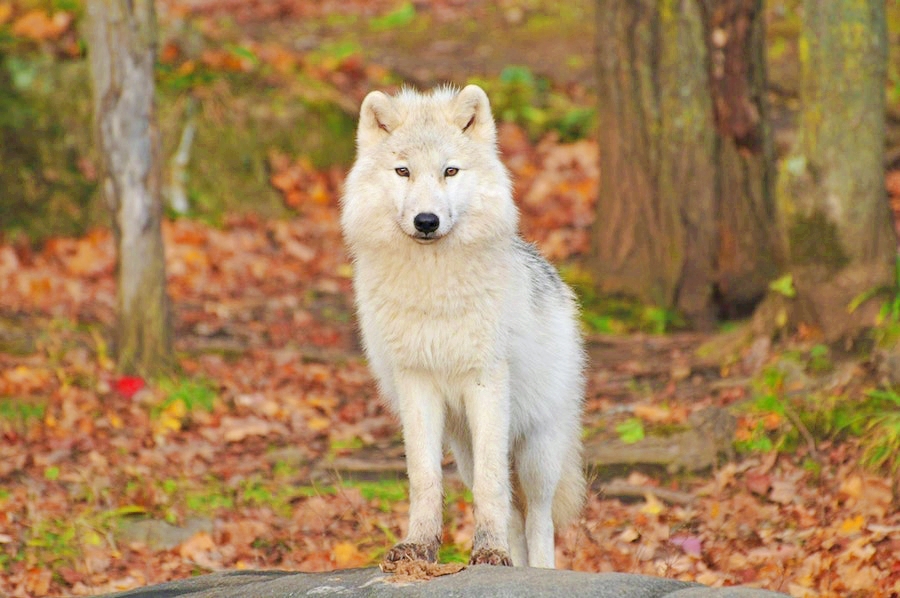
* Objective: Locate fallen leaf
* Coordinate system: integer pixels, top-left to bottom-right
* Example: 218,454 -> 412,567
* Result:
221,415 -> 284,443
12,9 -> 71,40
307,416 -> 331,432
332,541 -> 367,568
178,532 -> 222,570
640,492 -> 664,516
633,404 -> 673,424
839,515 -> 866,535
617,527 -> 640,543
115,376 -> 146,398
768,477 -> 798,504
745,471 -> 771,496
670,535 -> 703,557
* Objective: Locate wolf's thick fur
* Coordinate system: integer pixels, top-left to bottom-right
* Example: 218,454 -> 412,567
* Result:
341,85 -> 585,568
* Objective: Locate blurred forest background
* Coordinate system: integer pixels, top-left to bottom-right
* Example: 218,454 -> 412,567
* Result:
1,1 -> 900,596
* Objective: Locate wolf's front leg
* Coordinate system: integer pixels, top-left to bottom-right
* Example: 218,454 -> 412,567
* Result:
382,372 -> 445,567
466,367 -> 513,566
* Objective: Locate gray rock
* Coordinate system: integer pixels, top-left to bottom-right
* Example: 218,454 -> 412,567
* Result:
116,517 -> 214,552
100,566 -> 788,597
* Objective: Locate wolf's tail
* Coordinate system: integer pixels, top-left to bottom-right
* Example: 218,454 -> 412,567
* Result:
552,441 -> 586,528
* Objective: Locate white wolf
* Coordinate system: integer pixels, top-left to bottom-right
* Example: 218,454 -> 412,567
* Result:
341,84 -> 585,569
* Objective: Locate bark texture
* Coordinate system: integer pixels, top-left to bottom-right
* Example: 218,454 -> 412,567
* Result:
592,0 -> 781,326
778,0 -> 897,340
86,0 -> 173,375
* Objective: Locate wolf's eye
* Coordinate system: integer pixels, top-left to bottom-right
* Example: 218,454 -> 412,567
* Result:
395,167 -> 410,177
444,167 -> 459,177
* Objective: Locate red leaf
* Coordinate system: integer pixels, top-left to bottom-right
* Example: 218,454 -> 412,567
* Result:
115,376 -> 145,398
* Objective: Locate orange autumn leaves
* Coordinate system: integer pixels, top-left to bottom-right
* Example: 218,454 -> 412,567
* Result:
1,4 -> 80,57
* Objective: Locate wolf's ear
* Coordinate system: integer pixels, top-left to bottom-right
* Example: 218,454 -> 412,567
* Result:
452,84 -> 496,143
357,91 -> 399,149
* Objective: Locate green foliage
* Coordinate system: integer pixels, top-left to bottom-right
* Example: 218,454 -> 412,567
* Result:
369,2 -> 416,31
736,358 -> 900,474
241,480 -> 274,505
328,436 -> 365,457
438,543 -> 469,564
857,255 -> 900,346
350,479 -> 408,513
615,418 -> 645,444
0,56 -> 97,242
155,378 -> 217,416
19,505 -> 134,571
769,274 -> 796,298
185,488 -> 235,513
0,397 -> 46,427
807,344 -> 832,374
560,265 -> 685,334
153,470 -> 408,521
25,517 -> 80,564
850,389 -> 900,474
470,66 -> 595,141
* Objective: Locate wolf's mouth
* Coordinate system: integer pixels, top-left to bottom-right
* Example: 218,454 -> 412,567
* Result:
412,233 -> 440,244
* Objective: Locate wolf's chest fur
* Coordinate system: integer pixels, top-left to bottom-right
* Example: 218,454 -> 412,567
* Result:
355,246 -> 510,374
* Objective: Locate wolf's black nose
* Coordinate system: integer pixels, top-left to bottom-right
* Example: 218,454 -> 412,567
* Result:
413,212 -> 440,233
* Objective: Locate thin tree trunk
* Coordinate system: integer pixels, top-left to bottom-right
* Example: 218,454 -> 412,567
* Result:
591,0 -> 780,326
778,0 -> 896,340
86,0 -> 173,375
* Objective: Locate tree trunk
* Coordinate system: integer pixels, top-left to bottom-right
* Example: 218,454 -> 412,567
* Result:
85,0 -> 174,375
591,0 -> 781,326
778,0 -> 896,340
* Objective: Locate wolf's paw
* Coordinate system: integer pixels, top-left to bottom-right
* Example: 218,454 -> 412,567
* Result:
380,541 -> 439,571
469,547 -> 513,566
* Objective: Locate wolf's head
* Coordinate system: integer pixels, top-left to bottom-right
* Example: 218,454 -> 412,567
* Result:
342,85 -> 517,251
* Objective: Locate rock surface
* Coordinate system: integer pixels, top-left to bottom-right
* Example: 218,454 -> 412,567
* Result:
101,566 -> 789,597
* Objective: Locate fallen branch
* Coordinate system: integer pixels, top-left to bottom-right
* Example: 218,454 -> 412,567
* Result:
597,480 -> 695,506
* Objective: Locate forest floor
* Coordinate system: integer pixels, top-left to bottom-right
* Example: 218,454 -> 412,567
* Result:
1,1 -> 900,597
2,119 -> 899,597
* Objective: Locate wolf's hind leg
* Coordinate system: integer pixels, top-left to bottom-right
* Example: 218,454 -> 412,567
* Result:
517,431 -> 562,568
508,505 -> 528,566
447,413 -> 474,489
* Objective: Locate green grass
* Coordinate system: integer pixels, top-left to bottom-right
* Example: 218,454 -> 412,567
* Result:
469,65 -> 595,142
438,543 -> 469,564
560,265 -> 684,334
0,397 -> 46,426
153,378 -> 217,418
734,358 -> 900,474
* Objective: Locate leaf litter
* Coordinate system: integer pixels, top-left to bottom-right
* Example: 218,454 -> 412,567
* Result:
1,116 -> 898,596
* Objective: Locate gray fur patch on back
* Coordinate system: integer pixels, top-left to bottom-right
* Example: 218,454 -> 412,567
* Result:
514,237 -> 567,307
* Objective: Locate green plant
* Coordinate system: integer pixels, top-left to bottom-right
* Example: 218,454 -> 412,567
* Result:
769,274 -> 796,298
807,344 -> 832,374
0,397 -> 46,428
469,67 -> 595,142
734,368 -> 797,455
154,378 -> 217,417
852,255 -> 900,346
615,418 -> 645,444
737,359 -> 900,473
560,264 -> 685,334
852,388 -> 900,474
347,479 -> 408,513
369,2 -> 416,31
438,543 -> 469,564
